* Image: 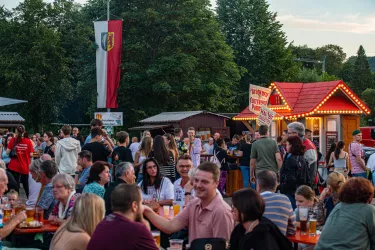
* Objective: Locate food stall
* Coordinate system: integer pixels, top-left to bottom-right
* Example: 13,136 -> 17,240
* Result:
233,80 -> 371,157
129,111 -> 230,139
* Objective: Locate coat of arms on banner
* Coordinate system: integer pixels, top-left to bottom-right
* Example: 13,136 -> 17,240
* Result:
101,32 -> 115,51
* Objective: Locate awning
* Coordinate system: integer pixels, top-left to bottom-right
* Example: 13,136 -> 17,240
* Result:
0,97 -> 27,107
0,112 -> 25,122
128,124 -> 172,131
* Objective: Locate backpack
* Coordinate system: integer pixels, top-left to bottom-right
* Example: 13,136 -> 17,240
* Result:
296,155 -> 313,187
210,150 -> 225,168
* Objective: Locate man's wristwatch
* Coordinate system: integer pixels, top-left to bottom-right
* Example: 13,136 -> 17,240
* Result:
185,192 -> 191,196
75,171 -> 80,175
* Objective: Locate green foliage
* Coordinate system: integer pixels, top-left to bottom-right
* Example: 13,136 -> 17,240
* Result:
290,44 -> 346,76
217,0 -> 298,108
362,88 -> 375,112
0,0 -> 73,131
352,45 -> 373,95
0,0 -> 242,129
290,68 -> 339,83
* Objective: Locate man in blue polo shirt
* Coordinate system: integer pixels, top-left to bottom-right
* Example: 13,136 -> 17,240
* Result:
75,150 -> 93,192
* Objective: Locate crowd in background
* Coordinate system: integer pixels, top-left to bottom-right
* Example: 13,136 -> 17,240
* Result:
0,119 -> 372,249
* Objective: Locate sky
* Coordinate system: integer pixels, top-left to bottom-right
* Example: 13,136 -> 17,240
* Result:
2,0 -> 375,57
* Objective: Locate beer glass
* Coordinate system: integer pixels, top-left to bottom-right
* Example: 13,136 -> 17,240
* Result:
35,207 -> 44,223
309,214 -> 317,236
151,230 -> 160,247
163,205 -> 170,218
3,203 -> 12,223
173,202 -> 180,216
299,207 -> 309,235
26,206 -> 35,223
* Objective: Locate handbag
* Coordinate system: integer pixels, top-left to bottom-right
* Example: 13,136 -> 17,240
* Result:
9,140 -> 18,158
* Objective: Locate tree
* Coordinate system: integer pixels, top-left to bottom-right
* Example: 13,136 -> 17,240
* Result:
217,0 -> 298,108
339,59 -> 355,86
0,0 -> 73,131
351,45 -> 373,95
362,88 -> 375,113
81,0 -> 242,126
290,68 -> 339,83
315,44 -> 346,76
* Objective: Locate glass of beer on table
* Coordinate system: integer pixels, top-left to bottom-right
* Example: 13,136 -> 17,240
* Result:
26,206 -> 35,223
3,203 -> 12,222
35,207 -> 44,223
14,198 -> 26,215
309,211 -> 317,236
299,207 -> 309,235
151,230 -> 160,247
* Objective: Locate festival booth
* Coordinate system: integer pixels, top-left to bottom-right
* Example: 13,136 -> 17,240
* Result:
129,111 -> 230,139
233,80 -> 371,157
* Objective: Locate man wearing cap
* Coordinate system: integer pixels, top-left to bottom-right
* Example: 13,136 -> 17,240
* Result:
349,129 -> 366,178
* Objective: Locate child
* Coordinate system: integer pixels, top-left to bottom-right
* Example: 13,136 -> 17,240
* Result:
6,189 -> 19,207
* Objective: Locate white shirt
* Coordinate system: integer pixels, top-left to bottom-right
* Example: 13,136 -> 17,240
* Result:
367,153 -> 375,172
129,142 -> 140,160
203,143 -> 214,155
26,174 -> 42,206
139,177 -> 174,201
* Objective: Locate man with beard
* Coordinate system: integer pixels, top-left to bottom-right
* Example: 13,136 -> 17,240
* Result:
87,184 -> 158,250
143,162 -> 234,244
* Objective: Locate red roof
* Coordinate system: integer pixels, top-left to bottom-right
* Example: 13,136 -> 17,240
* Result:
233,81 -> 371,120
274,81 -> 340,113
318,96 -> 359,111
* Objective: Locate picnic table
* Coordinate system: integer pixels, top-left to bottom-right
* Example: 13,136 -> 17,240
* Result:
287,230 -> 320,250
13,220 -> 60,234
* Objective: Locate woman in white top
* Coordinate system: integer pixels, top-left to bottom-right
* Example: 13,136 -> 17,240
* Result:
134,136 -> 152,183
138,157 -> 174,210
50,193 -> 105,250
328,141 -> 349,178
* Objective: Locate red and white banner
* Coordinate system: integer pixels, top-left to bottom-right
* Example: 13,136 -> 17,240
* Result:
249,84 -> 272,114
94,20 -> 123,108
258,105 -> 276,127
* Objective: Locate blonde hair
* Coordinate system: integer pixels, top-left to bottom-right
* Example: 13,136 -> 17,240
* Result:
51,193 -> 105,245
7,189 -> 18,198
327,172 -> 346,192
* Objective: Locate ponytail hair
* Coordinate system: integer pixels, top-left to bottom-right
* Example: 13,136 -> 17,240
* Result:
16,125 -> 25,143
334,141 -> 345,160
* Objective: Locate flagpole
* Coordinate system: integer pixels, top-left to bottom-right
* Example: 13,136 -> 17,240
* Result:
107,0 -> 110,113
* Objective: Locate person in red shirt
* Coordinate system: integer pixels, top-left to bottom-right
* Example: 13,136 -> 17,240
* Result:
6,125 -> 34,197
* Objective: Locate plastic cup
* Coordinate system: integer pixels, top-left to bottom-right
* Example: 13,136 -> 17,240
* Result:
169,239 -> 183,249
163,205 -> 170,218
299,207 -> 309,235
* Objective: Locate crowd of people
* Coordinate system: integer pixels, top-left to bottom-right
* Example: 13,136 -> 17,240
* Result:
0,119 -> 372,249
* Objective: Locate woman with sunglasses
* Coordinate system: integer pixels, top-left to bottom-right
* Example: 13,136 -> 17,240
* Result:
138,158 -> 174,211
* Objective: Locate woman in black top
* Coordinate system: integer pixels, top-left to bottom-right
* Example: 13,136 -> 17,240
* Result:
148,135 -> 175,182
214,138 -> 229,196
43,131 -> 55,158
279,136 -> 307,210
239,134 -> 252,188
229,189 -> 292,250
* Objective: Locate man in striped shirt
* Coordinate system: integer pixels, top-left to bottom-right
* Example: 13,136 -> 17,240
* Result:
257,170 -> 296,236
